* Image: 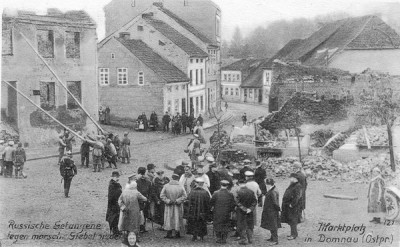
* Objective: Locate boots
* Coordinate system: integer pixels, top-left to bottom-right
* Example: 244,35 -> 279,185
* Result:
246,229 -> 253,244
164,230 -> 173,239
221,233 -> 228,244
139,225 -> 148,233
175,231 -> 181,238
64,189 -> 69,198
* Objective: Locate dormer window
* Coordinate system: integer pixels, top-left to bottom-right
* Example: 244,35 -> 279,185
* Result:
137,25 -> 143,31
264,70 -> 272,86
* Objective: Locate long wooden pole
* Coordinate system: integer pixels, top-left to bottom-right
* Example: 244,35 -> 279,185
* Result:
19,32 -> 105,134
2,80 -> 85,141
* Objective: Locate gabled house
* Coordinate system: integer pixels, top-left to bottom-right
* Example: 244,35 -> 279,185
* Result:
221,59 -> 263,102
281,15 -> 400,75
98,34 -> 189,121
2,9 -> 98,145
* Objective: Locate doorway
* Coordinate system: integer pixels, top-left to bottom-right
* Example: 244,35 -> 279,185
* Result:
7,81 -> 18,128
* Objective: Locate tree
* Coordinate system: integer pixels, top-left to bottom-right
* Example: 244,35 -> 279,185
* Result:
353,80 -> 399,171
221,40 -> 230,59
229,26 -> 244,58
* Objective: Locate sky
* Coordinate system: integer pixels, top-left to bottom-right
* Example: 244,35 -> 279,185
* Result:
1,0 -> 400,41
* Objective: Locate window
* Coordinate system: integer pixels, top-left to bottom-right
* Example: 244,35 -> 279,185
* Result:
189,70 -> 193,86
99,68 -> 109,85
167,86 -> 172,92
224,74 -> 227,81
2,28 -> 13,55
237,74 -> 240,81
182,84 -> 186,90
249,89 -> 253,98
159,40 -> 165,46
196,59 -> 199,63
200,59 -> 203,63
65,32 -> 80,59
117,68 -> 128,85
40,82 -> 55,109
236,88 -> 239,96
230,88 -> 233,95
67,81 -> 81,109
196,97 -> 199,113
138,25 -> 143,31
200,69 -> 203,84
244,89 -> 247,97
200,96 -> 204,111
225,87 -> 228,95
196,69 -> 199,85
138,71 -> 144,85
175,99 -> 179,113
216,14 -> 221,38
37,30 -> 54,58
167,100 -> 172,113
190,59 -> 193,63
175,85 -> 179,91
228,74 -> 231,82
111,53 -> 115,59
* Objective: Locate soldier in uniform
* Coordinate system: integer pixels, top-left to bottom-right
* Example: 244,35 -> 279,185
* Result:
59,151 -> 77,198
58,134 -> 67,164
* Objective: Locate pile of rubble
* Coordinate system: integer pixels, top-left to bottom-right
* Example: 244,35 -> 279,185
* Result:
355,126 -> 388,146
310,129 -> 333,147
0,122 -> 19,142
264,155 -> 400,183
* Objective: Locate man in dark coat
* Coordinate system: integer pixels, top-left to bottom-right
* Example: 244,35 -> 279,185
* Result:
239,159 -> 253,180
210,180 -> 235,244
236,179 -> 257,245
217,160 -> 233,189
150,111 -> 158,131
187,177 -> 211,241
254,161 -> 267,195
294,162 -> 307,219
153,171 -> 170,228
162,112 -> 171,132
206,163 -> 221,195
261,178 -> 281,245
106,171 -> 122,237
197,114 -> 203,126
136,167 -> 153,233
281,173 -> 302,240
173,161 -> 187,178
242,113 -> 247,126
59,151 -> 77,198
181,112 -> 188,134
80,140 -> 91,168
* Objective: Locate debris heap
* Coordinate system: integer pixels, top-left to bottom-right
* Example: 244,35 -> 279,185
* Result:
310,129 -> 333,147
355,126 -> 388,146
0,122 -> 19,142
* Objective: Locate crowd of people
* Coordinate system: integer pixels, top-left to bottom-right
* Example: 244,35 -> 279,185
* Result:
0,139 -> 27,179
103,157 -> 308,246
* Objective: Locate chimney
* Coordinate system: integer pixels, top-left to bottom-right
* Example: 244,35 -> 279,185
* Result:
119,32 -> 131,40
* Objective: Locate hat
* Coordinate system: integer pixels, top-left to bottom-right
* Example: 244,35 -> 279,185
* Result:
138,167 -> 147,175
206,156 -> 215,162
182,161 -> 189,166
66,151 -> 72,156
156,170 -> 164,175
265,178 -> 275,185
147,163 -> 156,170
111,171 -> 120,177
244,171 -> 254,176
228,171 -> 233,177
243,159 -> 251,163
193,134 -> 199,138
220,180 -> 230,186
195,177 -> 205,183
172,173 -> 180,179
128,173 -> 137,179
124,132 -> 129,136
255,160 -> 261,166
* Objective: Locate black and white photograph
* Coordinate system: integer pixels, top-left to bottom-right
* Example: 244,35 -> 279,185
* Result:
1,0 -> 400,246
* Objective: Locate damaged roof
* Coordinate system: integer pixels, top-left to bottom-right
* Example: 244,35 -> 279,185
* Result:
143,16 -> 208,58
3,8 -> 96,27
222,58 -> 263,71
283,15 -> 400,66
116,38 -> 189,83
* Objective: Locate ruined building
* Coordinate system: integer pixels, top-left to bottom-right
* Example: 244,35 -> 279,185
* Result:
1,9 -> 98,145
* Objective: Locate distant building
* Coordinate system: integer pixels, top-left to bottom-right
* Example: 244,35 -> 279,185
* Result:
221,59 -> 263,102
1,9 -> 98,145
98,34 -> 189,120
280,15 -> 400,75
100,2 -> 222,117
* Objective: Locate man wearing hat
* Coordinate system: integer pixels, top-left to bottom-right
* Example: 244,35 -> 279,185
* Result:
153,170 -> 170,229
281,173 -> 302,240
58,134 -> 67,164
293,162 -> 307,220
59,151 -> 77,198
179,165 -> 195,194
160,173 -> 187,239
3,141 -> 16,178
105,139 -> 118,169
136,167 -> 153,233
188,134 -> 201,164
261,178 -> 281,245
210,180 -> 235,244
121,133 -> 131,164
106,171 -> 122,237
146,164 -> 156,183
146,164 -> 157,226
217,160 -> 233,188
245,171 -> 262,225
236,179 -> 257,245
162,111 -> 171,132
85,135 -> 104,172
14,142 -> 27,179
174,161 -> 187,178
239,159 -> 254,180
194,166 -> 210,190
187,177 -> 211,241
0,140 -> 6,176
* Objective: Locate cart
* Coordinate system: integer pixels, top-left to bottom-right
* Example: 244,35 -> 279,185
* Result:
385,186 -> 400,220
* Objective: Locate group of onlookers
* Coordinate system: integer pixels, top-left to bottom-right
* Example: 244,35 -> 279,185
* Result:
99,106 -> 112,125
0,139 -> 27,179
105,158 -> 308,246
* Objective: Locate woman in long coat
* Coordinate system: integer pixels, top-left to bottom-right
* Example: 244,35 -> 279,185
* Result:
160,174 -> 187,238
121,133 -> 131,164
281,173 -> 302,240
261,178 -> 281,244
106,171 -> 122,236
118,181 -> 147,238
368,167 -> 386,224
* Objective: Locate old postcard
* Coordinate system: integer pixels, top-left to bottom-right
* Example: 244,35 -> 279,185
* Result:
1,0 -> 400,246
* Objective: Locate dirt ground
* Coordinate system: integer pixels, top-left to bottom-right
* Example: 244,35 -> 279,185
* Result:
1,103 -> 399,247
